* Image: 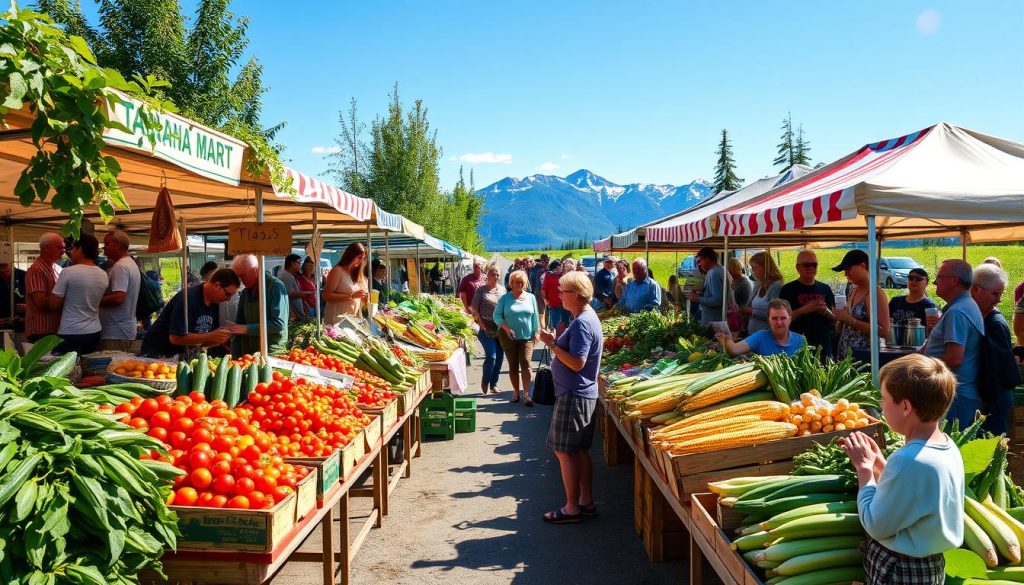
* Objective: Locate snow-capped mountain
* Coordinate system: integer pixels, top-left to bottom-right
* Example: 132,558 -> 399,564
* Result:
478,169 -> 712,250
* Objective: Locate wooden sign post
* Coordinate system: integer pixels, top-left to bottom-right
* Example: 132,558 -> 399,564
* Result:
228,222 -> 293,256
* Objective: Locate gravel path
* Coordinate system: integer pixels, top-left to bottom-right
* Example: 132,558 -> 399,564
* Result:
274,350 -> 686,584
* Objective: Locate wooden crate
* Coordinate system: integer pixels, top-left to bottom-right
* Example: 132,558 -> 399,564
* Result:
638,466 -> 688,562
654,422 -> 883,501
690,493 -> 763,585
293,466 -> 317,521
362,415 -> 383,451
173,489 -> 297,553
284,449 -> 341,504
341,428 -> 367,480
361,400 -> 398,436
397,391 -> 413,415
1011,406 -> 1024,483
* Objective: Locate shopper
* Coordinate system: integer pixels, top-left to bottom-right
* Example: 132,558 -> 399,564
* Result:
618,258 -> 662,314
542,260 -> 569,332
664,275 -> 682,311
888,267 -> 937,332
594,255 -> 616,309
841,354 -> 963,585
529,254 -> 548,325
371,261 -> 390,309
98,230 -> 141,351
833,250 -> 891,358
613,260 -> 630,302
278,254 -> 310,322
141,269 -> 240,358
458,260 -> 486,313
780,249 -> 837,358
493,270 -> 541,405
49,235 -> 108,355
718,299 -> 805,357
688,247 -> 724,327
230,254 -> 289,357
743,251 -> 784,334
971,264 -> 1021,435
470,265 -> 506,395
25,232 -> 64,342
324,243 -> 368,323
923,259 -> 984,428
538,271 -> 603,524
0,261 -> 26,331
199,261 -> 218,280
297,257 -> 318,317
728,258 -> 753,311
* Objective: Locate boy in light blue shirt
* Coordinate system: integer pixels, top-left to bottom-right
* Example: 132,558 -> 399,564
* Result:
841,354 -> 964,584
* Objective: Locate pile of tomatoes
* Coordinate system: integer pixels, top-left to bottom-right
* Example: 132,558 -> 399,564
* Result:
282,347 -> 393,393
235,372 -> 372,458
352,382 -> 395,409
108,393 -> 309,509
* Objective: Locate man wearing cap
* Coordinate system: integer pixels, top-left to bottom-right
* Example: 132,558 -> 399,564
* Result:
923,259 -> 985,428
889,267 -> 937,329
779,249 -> 836,357
594,255 -> 616,309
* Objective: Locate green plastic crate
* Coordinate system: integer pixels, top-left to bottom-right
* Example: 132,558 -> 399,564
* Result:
453,397 -> 476,412
454,411 -> 476,433
422,417 -> 455,440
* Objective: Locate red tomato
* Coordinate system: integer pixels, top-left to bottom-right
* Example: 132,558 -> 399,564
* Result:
128,417 -> 149,430
254,475 -> 278,493
173,487 -> 198,506
147,427 -> 169,442
191,427 -> 214,444
190,468 -> 213,490
234,477 -> 255,496
212,474 -> 236,495
248,491 -> 268,509
271,486 -> 293,504
169,431 -> 191,451
197,492 -> 215,507
172,417 -> 194,434
114,402 -> 136,415
210,460 -> 232,477
210,495 -> 228,508
225,495 -> 250,509
136,398 -> 160,419
150,411 -> 172,429
188,450 -> 212,470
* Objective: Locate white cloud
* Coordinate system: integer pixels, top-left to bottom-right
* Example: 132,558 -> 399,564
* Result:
916,10 -> 941,35
560,154 -> 572,160
538,162 -> 561,172
458,152 -> 513,164
311,145 -> 341,154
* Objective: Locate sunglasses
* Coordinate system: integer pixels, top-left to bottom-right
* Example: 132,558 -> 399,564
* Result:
908,276 -> 927,282
797,262 -> 818,268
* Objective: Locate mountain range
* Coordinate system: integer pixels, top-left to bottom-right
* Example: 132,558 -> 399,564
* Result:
476,169 -> 713,250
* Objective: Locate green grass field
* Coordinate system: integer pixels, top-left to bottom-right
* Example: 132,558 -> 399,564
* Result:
510,244 -> 1024,317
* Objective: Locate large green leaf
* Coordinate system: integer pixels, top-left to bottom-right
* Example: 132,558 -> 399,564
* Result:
942,548 -> 988,579
961,437 -> 1001,476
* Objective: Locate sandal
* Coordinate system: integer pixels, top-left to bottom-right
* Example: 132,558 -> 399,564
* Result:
524,399 -> 534,407
490,385 -> 498,394
511,393 -> 520,403
543,507 -> 582,524
579,503 -> 598,517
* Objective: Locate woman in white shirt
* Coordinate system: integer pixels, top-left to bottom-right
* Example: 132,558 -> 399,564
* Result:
323,242 -> 368,324
49,234 -> 109,355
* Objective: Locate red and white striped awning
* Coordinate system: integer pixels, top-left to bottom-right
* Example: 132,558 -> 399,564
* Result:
593,236 -> 612,252
274,167 -> 375,222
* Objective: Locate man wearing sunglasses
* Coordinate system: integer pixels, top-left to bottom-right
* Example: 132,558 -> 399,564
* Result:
141,268 -> 241,358
780,249 -> 836,358
888,268 -> 937,330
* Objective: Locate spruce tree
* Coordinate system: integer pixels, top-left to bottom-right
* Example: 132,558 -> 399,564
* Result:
713,129 -> 743,194
774,112 -> 795,170
793,124 -> 812,166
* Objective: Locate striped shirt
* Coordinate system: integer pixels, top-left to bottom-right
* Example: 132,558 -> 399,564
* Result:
25,257 -> 61,338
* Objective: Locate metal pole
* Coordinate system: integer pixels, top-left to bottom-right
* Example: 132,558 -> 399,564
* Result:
961,228 -> 968,261
415,242 -> 421,296
644,238 -> 650,267
180,217 -> 188,336
313,208 -> 321,337
384,231 -> 391,290
866,215 -> 880,386
255,187 -> 268,358
366,224 -> 373,326
722,235 -> 729,321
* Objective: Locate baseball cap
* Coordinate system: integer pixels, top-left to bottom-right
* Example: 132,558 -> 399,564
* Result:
909,267 -> 929,279
602,255 -> 616,263
832,249 -> 869,272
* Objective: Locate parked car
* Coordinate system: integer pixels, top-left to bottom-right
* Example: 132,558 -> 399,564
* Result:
676,256 -> 698,278
879,256 -> 924,288
580,256 -> 598,276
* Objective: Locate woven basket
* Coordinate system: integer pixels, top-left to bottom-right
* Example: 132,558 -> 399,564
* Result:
81,351 -> 134,377
107,357 -> 177,393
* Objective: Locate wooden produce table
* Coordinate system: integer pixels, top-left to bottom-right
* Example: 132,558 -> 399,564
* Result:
152,377 -> 432,585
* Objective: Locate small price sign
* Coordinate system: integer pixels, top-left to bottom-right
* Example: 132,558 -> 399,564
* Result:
228,222 -> 293,256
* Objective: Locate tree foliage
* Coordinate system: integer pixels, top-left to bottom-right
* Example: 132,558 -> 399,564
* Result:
713,129 -> 743,193
0,4 -> 170,236
326,84 -> 486,253
37,0 -> 288,187
793,123 -> 812,166
774,112 -> 812,169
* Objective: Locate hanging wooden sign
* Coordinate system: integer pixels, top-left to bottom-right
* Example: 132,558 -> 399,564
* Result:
227,222 -> 293,256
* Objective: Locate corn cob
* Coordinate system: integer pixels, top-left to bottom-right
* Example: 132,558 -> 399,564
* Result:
624,388 -> 691,420
652,415 -> 763,444
665,421 -> 796,454
682,370 -> 768,411
658,401 -> 789,434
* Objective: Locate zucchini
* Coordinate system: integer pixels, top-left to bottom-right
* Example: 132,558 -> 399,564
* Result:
772,548 -> 862,576
192,353 -> 209,394
734,476 -> 808,504
210,354 -> 230,401
175,363 -> 192,397
752,535 -> 864,563
224,365 -> 243,407
260,358 -> 273,384
734,492 -> 853,516
243,362 -> 259,399
768,513 -> 863,541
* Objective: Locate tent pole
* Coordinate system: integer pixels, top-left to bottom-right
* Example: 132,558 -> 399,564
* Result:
867,215 -> 880,386
312,208 -> 321,338
180,217 -> 189,338
255,187 -> 268,359
961,228 -> 968,261
384,231 -> 390,290
415,243 -> 421,296
366,224 -> 373,326
722,235 -> 729,321
645,238 -> 650,267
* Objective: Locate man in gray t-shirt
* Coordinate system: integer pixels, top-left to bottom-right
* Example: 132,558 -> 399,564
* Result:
278,254 -> 308,321
99,230 -> 141,351
689,247 -> 725,328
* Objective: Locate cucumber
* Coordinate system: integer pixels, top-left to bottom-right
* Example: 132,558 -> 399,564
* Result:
756,475 -> 852,501
224,365 -> 243,407
192,353 -> 209,394
260,359 -> 273,384
41,352 -> 78,378
243,363 -> 259,399
175,363 -> 192,397
210,354 -> 230,401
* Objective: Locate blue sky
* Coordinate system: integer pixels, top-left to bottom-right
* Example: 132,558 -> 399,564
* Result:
97,1 -> 1024,190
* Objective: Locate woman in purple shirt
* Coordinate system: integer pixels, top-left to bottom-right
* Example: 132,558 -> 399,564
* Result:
538,271 -> 604,524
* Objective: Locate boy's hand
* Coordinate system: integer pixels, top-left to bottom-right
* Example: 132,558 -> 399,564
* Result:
840,432 -> 878,484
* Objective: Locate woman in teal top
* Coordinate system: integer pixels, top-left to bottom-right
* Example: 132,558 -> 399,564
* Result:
493,270 -> 541,405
